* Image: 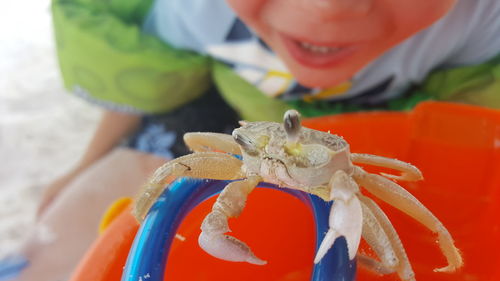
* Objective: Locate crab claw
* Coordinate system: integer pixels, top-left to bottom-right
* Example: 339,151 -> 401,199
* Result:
199,210 -> 266,265
198,232 -> 266,265
314,196 -> 363,263
314,170 -> 363,263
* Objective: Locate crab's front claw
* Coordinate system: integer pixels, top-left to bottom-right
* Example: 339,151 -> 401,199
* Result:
314,195 -> 363,263
199,210 -> 266,265
314,170 -> 363,263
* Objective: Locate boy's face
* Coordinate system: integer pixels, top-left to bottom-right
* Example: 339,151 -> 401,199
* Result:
226,0 -> 456,88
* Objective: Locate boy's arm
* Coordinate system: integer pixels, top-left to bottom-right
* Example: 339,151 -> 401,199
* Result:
78,110 -> 141,170
37,110 -> 141,216
42,0 -> 214,215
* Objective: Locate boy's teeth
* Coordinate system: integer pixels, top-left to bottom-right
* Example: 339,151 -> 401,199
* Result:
299,42 -> 340,54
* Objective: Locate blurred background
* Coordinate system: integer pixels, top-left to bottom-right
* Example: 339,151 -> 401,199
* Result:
0,0 -> 101,258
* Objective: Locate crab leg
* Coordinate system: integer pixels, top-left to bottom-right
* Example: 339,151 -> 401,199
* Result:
351,153 -> 423,181
314,170 -> 363,263
356,254 -> 396,275
184,132 -> 241,155
358,197 -> 399,275
353,167 -> 463,272
199,175 -> 266,265
359,195 -> 415,281
133,152 -> 245,222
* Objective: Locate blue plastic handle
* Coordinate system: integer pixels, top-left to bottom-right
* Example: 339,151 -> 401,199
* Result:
122,178 -> 356,281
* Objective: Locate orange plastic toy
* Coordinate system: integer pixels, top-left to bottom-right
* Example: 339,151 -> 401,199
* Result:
69,101 -> 500,281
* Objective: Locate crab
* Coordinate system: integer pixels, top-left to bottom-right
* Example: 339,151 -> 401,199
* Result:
133,110 -> 463,281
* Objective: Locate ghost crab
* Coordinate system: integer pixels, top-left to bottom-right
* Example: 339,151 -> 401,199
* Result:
133,110 -> 463,280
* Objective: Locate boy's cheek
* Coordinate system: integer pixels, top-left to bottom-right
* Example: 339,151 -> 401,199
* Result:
386,0 -> 457,30
225,0 -> 266,20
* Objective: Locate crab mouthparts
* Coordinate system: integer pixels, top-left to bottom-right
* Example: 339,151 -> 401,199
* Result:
260,157 -> 298,188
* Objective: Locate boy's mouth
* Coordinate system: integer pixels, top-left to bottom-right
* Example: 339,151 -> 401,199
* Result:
280,33 -> 359,69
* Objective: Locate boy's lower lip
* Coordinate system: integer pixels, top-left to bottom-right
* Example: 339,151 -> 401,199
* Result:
280,34 -> 359,69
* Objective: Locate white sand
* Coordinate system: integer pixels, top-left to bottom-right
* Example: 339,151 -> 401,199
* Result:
0,0 -> 101,258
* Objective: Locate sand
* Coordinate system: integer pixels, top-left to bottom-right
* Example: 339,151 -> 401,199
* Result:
0,0 -> 101,259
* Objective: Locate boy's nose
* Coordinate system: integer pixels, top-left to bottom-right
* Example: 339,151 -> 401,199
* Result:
308,0 -> 373,19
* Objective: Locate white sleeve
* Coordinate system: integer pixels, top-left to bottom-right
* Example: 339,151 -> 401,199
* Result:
450,0 -> 500,65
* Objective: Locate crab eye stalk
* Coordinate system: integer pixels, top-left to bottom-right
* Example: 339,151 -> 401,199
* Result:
283,110 -> 301,143
232,130 -> 259,156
